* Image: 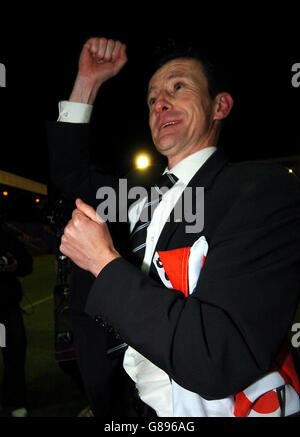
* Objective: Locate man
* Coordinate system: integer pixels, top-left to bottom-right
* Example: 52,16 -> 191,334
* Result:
48,37 -> 300,417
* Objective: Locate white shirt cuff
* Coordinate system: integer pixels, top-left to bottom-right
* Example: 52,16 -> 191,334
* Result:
57,100 -> 93,123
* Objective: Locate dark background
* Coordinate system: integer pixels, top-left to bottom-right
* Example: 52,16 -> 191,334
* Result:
1,9 -> 300,420
0,7 -> 299,184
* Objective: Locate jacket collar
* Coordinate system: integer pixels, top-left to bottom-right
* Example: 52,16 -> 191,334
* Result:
186,147 -> 229,190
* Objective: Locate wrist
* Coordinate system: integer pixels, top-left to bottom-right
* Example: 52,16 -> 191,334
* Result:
69,75 -> 103,104
91,249 -> 121,278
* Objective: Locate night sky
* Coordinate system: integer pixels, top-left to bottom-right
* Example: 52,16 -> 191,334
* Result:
1,10 -> 299,185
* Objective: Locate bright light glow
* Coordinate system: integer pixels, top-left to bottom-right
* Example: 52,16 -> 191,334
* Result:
2,191 -> 8,196
136,154 -> 150,169
35,198 -> 40,203
288,168 -> 293,174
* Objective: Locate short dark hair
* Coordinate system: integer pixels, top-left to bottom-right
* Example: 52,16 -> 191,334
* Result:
152,39 -> 227,99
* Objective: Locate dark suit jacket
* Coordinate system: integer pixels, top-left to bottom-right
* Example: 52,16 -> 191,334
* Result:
48,121 -> 300,401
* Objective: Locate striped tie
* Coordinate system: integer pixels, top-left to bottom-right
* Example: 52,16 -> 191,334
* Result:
130,172 -> 178,266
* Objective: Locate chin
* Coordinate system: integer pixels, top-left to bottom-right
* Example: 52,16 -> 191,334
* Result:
154,138 -> 177,155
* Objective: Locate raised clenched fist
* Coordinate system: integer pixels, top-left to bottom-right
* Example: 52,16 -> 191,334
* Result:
78,37 -> 127,85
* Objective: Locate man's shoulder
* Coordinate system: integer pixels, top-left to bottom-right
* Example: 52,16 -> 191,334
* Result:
206,158 -> 300,212
227,159 -> 292,177
221,159 -> 300,191
204,159 -> 300,235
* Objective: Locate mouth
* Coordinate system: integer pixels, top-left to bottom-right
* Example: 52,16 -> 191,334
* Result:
159,120 -> 181,131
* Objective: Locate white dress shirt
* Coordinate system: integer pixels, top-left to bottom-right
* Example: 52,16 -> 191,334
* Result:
57,100 -> 217,416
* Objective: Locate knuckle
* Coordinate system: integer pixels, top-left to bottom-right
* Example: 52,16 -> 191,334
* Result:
64,224 -> 72,235
87,37 -> 98,51
74,218 -> 81,227
84,37 -> 94,46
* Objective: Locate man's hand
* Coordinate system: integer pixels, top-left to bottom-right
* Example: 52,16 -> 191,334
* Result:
79,37 -> 127,83
70,37 -> 127,104
60,198 -> 120,277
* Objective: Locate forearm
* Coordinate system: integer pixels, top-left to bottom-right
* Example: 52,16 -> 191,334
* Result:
69,75 -> 103,105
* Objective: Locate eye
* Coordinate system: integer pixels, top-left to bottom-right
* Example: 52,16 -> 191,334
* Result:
174,82 -> 184,91
149,97 -> 156,107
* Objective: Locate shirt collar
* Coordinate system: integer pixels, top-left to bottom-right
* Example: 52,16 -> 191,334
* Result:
163,147 -> 217,186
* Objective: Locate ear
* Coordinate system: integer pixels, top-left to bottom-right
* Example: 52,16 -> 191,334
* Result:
213,92 -> 234,120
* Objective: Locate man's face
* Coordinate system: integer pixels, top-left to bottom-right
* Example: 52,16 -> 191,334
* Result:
148,58 -> 216,166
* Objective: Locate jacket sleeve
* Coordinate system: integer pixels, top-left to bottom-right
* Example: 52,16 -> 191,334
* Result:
47,121 -> 117,207
85,165 -> 300,399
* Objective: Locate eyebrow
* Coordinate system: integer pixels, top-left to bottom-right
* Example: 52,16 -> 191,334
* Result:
147,71 -> 188,99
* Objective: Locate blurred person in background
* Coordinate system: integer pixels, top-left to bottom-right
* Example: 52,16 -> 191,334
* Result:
0,225 -> 33,417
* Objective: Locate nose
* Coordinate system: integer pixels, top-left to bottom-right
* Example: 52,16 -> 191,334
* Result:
154,93 -> 171,114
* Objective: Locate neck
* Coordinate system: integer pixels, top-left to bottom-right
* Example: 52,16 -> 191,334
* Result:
168,122 -> 219,169
168,138 -> 218,170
